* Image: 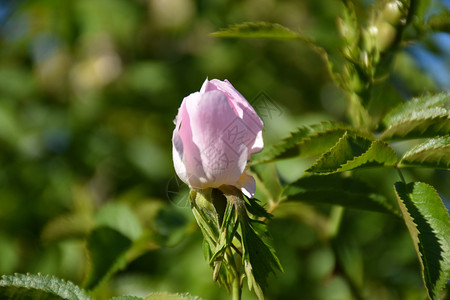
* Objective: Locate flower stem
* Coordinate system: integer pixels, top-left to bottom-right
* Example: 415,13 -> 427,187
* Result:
232,273 -> 241,300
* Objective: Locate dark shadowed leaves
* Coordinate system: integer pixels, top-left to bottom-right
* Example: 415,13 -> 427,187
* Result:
283,175 -> 399,215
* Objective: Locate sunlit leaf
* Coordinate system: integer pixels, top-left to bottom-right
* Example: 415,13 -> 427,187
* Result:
0,273 -> 91,300
251,122 -> 373,165
381,93 -> 450,141
210,22 -> 301,40
306,132 -> 397,174
394,182 -> 450,300
282,175 -> 400,215
399,136 -> 450,169
382,93 -> 449,127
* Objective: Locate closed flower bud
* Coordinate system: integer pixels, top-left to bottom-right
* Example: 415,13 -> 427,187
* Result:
172,78 -> 264,198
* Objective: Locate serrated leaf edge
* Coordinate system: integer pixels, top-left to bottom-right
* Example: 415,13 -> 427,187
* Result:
394,182 -> 450,299
306,133 -> 396,175
252,122 -> 373,165
380,109 -> 450,141
399,136 -> 450,169
382,93 -> 450,127
0,273 -> 91,300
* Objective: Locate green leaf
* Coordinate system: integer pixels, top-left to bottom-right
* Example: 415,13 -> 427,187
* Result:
0,273 -> 91,300
83,202 -> 146,291
110,297 -> 143,300
244,196 -> 272,219
399,136 -> 450,169
382,93 -> 449,127
306,132 -> 397,174
152,205 -> 191,247
95,202 -> 143,241
251,122 -> 373,165
380,93 -> 450,141
84,227 -> 132,290
394,182 -> 450,300
144,292 -> 204,300
210,22 -> 301,40
282,175 -> 400,215
428,11 -> 450,33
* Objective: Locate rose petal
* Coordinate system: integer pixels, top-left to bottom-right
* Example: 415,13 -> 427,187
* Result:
235,172 -> 256,198
207,79 -> 264,155
173,78 -> 264,197
187,90 -> 249,188
172,92 -> 206,188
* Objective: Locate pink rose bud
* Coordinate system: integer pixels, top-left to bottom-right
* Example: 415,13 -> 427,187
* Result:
172,78 -> 264,198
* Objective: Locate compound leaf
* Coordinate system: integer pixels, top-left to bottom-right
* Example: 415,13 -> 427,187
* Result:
282,175 -> 399,215
251,122 -> 372,165
306,132 -> 397,174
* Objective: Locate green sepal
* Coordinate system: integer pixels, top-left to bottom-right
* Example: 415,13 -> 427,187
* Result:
189,189 -> 234,291
189,187 -> 282,300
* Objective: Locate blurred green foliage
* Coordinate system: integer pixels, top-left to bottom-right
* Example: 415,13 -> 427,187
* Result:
0,0 -> 449,299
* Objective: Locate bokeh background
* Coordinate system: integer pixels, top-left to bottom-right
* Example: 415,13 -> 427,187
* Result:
0,0 -> 449,299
